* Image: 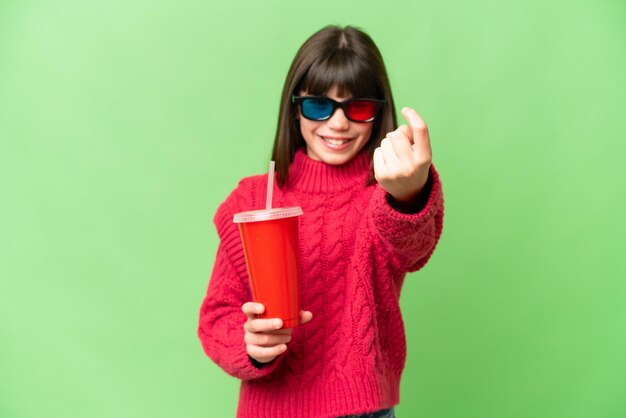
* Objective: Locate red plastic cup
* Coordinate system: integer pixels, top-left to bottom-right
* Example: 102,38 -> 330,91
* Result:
233,207 -> 303,328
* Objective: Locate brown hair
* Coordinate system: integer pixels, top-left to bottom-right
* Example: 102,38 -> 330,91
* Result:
271,25 -> 397,187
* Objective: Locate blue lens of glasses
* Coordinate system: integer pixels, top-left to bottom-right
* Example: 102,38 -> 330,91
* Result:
301,98 -> 334,120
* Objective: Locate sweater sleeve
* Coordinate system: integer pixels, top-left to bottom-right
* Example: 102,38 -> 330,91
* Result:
369,164 -> 444,273
197,185 -> 284,380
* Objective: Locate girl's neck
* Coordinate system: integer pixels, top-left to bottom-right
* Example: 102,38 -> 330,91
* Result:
286,148 -> 371,193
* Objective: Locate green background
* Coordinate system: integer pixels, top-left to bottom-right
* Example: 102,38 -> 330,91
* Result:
1,0 -> 625,417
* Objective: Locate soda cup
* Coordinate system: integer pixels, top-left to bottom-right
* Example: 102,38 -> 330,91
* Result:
233,207 -> 303,328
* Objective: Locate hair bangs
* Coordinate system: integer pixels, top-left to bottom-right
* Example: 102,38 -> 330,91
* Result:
300,50 -> 381,99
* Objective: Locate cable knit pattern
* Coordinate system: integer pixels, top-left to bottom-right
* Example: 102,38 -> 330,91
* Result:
198,148 -> 444,418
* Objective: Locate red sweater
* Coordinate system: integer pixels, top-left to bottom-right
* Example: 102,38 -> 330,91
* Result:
198,148 -> 444,418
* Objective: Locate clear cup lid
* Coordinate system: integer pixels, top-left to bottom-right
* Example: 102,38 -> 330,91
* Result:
233,207 -> 303,223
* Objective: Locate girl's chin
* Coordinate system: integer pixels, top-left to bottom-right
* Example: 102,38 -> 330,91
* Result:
310,150 -> 357,166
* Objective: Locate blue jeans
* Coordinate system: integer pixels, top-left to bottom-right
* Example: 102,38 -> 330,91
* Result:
338,408 -> 395,418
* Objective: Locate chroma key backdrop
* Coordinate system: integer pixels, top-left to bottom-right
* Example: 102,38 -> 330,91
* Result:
1,1 -> 625,417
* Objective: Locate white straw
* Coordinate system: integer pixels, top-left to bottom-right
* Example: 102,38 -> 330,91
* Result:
266,161 -> 275,211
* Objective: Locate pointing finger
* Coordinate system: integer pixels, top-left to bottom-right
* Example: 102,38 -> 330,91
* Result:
387,130 -> 413,161
380,137 -> 400,166
397,124 -> 412,142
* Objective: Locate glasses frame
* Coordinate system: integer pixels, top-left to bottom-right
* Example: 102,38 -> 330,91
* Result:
292,95 -> 386,123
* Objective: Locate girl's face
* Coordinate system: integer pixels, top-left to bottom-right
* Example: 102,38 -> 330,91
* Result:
297,85 -> 373,166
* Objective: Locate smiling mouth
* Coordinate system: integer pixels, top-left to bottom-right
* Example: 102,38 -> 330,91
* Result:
320,136 -> 353,146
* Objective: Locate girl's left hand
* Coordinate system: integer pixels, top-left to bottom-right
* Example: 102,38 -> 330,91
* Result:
373,107 -> 432,203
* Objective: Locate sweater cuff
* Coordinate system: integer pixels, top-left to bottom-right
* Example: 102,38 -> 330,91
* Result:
369,164 -> 442,262
386,170 -> 434,214
203,322 -> 284,381
372,164 -> 441,223
234,346 -> 284,380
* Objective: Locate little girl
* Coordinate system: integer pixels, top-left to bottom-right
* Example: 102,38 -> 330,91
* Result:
198,25 -> 444,418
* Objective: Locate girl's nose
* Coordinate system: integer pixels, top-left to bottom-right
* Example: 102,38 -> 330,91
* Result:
326,108 -> 350,130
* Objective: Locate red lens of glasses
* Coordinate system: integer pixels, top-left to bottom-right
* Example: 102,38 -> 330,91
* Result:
345,100 -> 377,122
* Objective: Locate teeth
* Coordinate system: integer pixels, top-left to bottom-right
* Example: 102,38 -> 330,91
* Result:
322,137 -> 350,145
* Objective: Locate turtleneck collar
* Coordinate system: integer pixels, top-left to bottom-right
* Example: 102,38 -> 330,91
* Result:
286,148 -> 372,193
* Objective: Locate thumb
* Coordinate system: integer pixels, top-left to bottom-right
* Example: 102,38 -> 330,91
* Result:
300,310 -> 313,325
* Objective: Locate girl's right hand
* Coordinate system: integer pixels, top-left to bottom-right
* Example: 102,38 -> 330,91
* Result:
242,302 -> 313,364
